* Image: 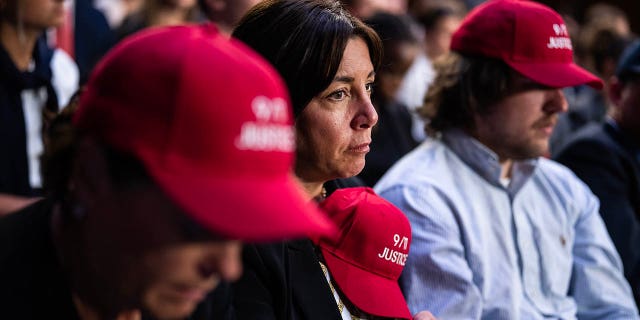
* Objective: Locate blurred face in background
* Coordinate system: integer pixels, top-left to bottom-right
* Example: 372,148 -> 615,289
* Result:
377,41 -> 420,102
201,0 -> 262,35
163,0 -> 197,9
346,0 -> 407,19
2,0 -> 65,30
425,14 -> 461,61
610,76 -> 640,142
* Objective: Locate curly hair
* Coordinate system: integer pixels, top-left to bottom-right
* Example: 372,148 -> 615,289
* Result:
419,52 -> 515,135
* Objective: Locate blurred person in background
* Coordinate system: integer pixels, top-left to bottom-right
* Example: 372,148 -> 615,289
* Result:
397,0 -> 466,142
410,0 -> 464,65
74,0 -> 117,84
555,40 -> 640,309
94,0 -> 145,29
197,0 -> 262,36
359,12 -> 420,186
0,23 -> 334,319
583,2 -> 631,39
340,0 -> 407,19
0,0 -> 78,215
117,0 -> 200,40
549,2 -> 633,155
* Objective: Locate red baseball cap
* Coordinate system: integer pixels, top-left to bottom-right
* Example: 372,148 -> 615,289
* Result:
316,187 -> 412,319
451,0 -> 603,89
74,24 -> 335,241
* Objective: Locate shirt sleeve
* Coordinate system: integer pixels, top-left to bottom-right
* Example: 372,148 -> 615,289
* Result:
569,176 -> 640,319
379,184 -> 483,319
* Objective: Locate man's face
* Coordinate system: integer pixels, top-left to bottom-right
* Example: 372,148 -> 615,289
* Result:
613,76 -> 640,142
472,73 -> 568,160
71,161 -> 242,319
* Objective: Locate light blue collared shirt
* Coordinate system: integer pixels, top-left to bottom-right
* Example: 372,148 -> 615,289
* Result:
375,129 -> 638,319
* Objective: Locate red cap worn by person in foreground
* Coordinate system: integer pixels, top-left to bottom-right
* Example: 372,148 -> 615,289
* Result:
75,23 -> 335,241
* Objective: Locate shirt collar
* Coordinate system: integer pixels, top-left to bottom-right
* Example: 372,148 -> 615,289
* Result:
442,128 -> 538,193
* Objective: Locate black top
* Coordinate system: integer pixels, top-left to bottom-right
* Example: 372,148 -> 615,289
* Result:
232,239 -> 342,320
555,120 -> 640,306
0,38 -> 58,197
230,180 -> 366,319
0,200 -> 235,319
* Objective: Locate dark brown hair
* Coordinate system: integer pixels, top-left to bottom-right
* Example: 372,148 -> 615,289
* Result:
419,52 -> 514,134
41,92 -> 153,210
232,0 -> 382,117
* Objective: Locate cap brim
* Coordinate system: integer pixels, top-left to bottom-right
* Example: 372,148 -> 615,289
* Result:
321,248 -> 412,320
148,168 -> 336,242
508,61 -> 604,90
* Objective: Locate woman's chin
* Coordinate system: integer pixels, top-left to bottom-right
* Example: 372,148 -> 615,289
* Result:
336,164 -> 366,179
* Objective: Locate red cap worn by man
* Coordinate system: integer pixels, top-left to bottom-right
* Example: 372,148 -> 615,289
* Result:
0,23 -> 334,320
451,0 -> 602,89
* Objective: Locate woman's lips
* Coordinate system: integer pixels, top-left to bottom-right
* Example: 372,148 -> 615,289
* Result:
170,285 -> 210,302
349,142 -> 371,153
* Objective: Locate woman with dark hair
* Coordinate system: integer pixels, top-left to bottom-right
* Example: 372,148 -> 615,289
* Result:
0,0 -> 79,215
116,0 -> 200,40
233,0 -> 381,200
231,1 -> 424,319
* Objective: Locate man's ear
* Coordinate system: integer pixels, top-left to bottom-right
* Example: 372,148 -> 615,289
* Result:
608,76 -> 624,107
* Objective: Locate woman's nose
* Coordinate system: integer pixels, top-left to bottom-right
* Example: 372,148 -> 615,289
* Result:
351,94 -> 378,129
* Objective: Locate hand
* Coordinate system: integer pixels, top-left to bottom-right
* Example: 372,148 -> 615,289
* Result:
0,193 -> 40,216
413,310 -> 437,320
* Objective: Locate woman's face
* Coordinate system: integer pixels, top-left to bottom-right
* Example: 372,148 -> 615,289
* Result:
163,0 -> 197,10
14,0 -> 65,30
294,37 -> 377,183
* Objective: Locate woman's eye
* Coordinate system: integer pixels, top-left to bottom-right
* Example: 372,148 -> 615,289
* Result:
328,90 -> 347,100
365,82 -> 374,94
